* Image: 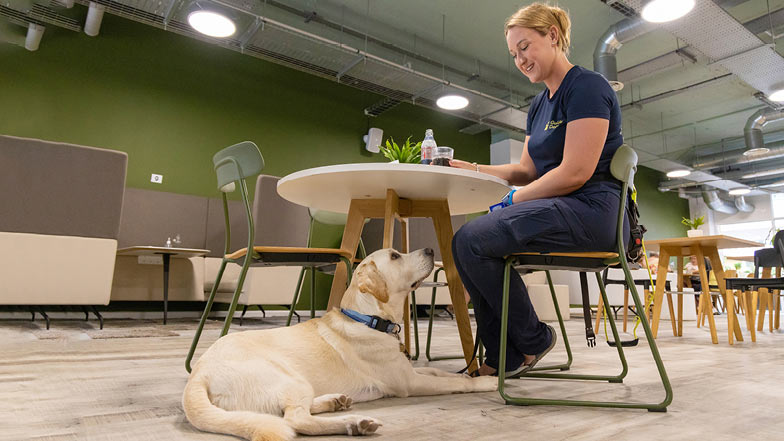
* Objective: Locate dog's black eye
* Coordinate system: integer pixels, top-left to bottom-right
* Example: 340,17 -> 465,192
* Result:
390,252 -> 400,260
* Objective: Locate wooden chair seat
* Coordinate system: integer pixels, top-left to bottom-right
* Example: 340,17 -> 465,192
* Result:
225,246 -> 353,264
511,251 -> 620,272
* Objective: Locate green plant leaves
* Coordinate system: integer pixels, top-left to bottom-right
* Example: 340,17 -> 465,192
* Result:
380,136 -> 422,163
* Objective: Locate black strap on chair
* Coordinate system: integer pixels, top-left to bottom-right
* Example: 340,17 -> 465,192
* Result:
579,272 -> 596,347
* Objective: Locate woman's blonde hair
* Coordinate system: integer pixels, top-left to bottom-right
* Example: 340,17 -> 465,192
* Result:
504,3 -> 571,56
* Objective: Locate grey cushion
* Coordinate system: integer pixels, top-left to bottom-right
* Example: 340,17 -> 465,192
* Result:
0,134 -> 127,239
117,188 -> 208,249
252,175 -> 309,247
361,215 -> 467,261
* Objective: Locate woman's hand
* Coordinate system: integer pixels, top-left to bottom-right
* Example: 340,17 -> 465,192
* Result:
449,159 -> 477,170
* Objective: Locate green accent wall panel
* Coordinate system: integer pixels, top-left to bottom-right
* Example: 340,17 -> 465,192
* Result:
635,166 -> 690,240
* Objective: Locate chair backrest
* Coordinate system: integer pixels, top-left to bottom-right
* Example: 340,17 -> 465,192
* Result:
773,229 -> 784,266
213,141 -> 265,193
610,144 -> 638,185
609,145 -> 639,261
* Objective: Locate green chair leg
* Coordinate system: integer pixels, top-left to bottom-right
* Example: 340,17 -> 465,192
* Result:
526,270 -> 573,372
497,258 -> 672,411
310,267 -> 316,319
186,259 -> 228,373
286,267 -> 307,326
425,267 -> 464,361
220,254 -> 254,337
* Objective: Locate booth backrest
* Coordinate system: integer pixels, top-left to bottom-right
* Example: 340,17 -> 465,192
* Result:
118,188 -> 209,249
252,174 -> 309,247
0,134 -> 127,239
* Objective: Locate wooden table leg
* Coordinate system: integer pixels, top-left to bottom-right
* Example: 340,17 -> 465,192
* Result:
758,267 -> 772,331
430,201 -> 477,372
694,246 -> 718,344
677,256 -> 684,336
651,247 -> 671,338
706,246 -> 742,343
327,201 -> 369,311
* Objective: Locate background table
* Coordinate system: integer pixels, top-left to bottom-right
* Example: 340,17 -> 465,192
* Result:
278,163 -> 510,369
645,235 -> 763,345
116,246 -> 209,324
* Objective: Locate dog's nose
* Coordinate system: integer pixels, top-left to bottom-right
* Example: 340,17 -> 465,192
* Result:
424,248 -> 434,256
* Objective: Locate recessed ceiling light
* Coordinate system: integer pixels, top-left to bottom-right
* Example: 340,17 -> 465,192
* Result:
188,11 -> 236,38
436,95 -> 469,110
743,147 -> 770,156
769,89 -> 784,102
666,169 -> 691,178
728,188 -> 751,196
641,0 -> 695,23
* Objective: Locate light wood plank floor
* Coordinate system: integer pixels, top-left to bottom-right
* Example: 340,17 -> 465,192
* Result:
2,311 -> 783,441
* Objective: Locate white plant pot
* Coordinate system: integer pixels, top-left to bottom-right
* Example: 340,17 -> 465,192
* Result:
687,229 -> 703,237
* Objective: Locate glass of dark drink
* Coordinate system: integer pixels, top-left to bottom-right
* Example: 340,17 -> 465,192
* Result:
432,146 -> 454,167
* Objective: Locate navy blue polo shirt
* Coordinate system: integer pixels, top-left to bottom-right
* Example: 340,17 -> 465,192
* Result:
526,65 -> 623,182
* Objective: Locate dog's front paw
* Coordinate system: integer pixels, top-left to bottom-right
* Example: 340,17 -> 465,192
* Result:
345,416 -> 382,436
471,375 -> 499,392
334,394 -> 353,411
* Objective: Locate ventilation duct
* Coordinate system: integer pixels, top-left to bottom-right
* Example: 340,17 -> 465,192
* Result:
734,195 -> 754,213
693,139 -> 784,170
593,17 -> 656,91
702,189 -> 738,214
745,108 -> 784,154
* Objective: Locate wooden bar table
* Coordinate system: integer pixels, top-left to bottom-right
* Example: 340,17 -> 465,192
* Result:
277,163 -> 510,370
645,235 -> 763,345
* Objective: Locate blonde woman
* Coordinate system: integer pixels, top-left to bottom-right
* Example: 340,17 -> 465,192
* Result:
450,3 -> 628,377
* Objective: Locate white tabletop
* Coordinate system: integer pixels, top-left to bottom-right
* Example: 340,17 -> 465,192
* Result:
277,163 -> 511,215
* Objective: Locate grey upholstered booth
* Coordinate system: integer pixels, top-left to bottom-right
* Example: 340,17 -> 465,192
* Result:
111,176 -> 310,315
0,134 -> 128,326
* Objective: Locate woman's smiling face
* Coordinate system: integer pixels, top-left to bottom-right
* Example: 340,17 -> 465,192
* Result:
506,25 -> 558,84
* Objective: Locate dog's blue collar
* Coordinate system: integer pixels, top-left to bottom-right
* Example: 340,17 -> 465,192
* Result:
341,308 -> 401,334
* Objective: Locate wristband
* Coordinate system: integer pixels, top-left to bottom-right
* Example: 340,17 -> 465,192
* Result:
472,162 -> 480,172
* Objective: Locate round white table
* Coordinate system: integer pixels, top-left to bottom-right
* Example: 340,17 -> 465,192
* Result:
278,163 -> 510,215
278,163 -> 510,370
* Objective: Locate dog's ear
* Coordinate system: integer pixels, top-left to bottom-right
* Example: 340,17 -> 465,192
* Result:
356,260 -> 389,303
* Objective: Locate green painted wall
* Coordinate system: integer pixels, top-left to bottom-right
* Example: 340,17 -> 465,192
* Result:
0,13 -> 490,199
0,12 -> 688,309
635,166 -> 690,240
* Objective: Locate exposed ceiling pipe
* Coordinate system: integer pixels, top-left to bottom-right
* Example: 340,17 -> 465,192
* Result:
745,108 -> 784,154
702,189 -> 739,214
84,2 -> 105,37
734,195 -> 755,213
24,22 -> 44,51
693,139 -> 784,170
593,17 -> 656,91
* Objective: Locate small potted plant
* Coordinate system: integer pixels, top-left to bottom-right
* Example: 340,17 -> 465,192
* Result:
681,215 -> 705,237
380,136 -> 421,164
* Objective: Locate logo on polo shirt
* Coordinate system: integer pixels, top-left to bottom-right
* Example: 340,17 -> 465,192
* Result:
545,119 -> 563,131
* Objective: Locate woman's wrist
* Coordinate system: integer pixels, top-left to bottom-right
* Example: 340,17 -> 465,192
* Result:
472,162 -> 480,172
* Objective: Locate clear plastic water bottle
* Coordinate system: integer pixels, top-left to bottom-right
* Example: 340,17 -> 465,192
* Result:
420,129 -> 437,165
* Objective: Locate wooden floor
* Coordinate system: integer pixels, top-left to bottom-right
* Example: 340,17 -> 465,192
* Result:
2,310 -> 783,441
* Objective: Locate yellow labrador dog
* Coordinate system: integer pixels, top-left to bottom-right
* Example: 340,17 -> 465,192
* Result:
183,248 -> 497,441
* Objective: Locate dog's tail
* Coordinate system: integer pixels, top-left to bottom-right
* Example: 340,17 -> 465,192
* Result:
183,373 -> 295,441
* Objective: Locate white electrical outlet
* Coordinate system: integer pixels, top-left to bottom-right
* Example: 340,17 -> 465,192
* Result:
138,255 -> 163,265
151,173 -> 163,184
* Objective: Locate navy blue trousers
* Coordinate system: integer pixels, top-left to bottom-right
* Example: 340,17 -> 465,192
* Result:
452,182 -> 627,370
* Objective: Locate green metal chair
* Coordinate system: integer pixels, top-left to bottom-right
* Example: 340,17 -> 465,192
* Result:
497,144 -> 673,411
185,141 -> 353,373
285,208 -> 368,326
